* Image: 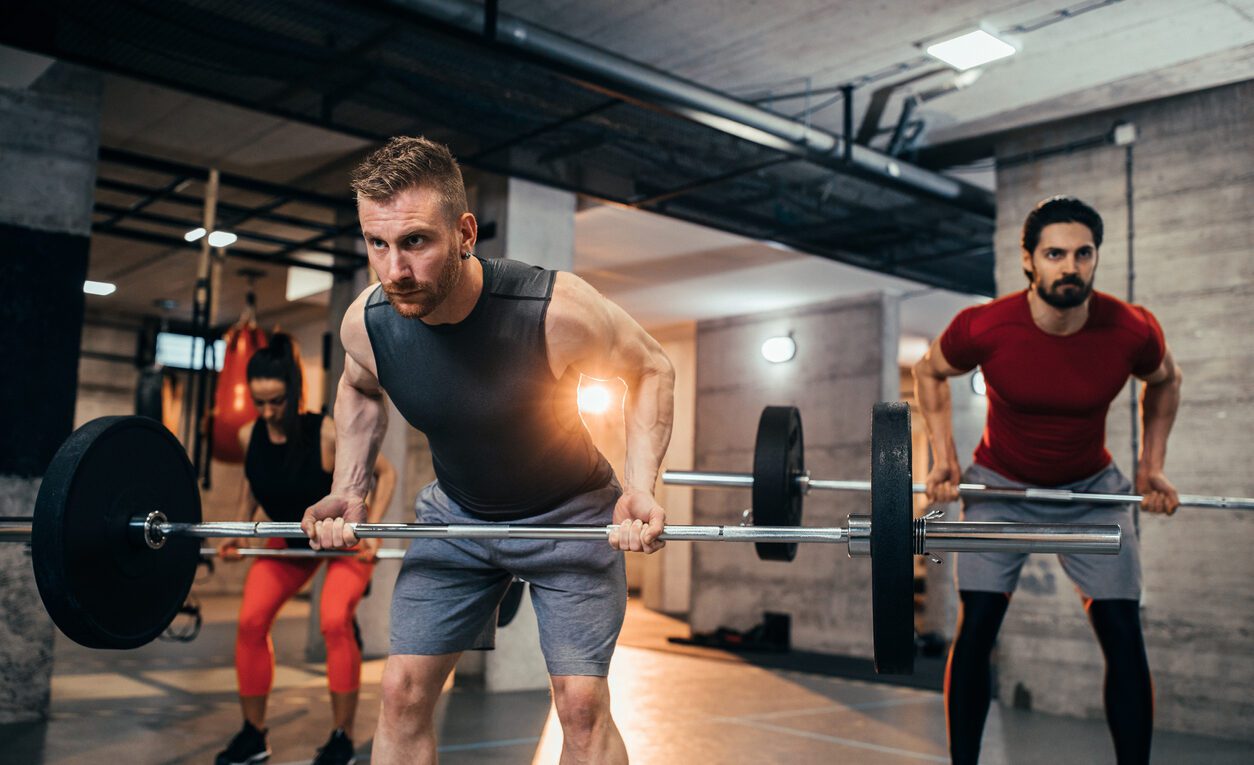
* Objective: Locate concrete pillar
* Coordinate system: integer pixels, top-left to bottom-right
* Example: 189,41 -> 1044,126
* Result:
474,174 -> 576,270
453,173 -> 577,692
0,63 -> 101,723
642,322 -> 697,615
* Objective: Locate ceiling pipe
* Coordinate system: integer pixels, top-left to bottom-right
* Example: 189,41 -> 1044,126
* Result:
385,0 -> 994,217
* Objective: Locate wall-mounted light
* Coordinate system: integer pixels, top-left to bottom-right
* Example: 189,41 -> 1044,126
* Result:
207,230 -> 238,248
971,370 -> 987,396
82,280 -> 116,296
761,335 -> 796,364
184,227 -> 206,242
926,29 -> 1017,71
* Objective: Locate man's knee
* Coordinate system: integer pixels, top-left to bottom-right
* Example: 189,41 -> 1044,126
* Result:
551,676 -> 611,739
380,658 -> 448,723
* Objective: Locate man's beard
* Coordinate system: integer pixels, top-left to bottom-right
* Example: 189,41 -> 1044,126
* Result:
1033,271 -> 1094,309
382,246 -> 463,319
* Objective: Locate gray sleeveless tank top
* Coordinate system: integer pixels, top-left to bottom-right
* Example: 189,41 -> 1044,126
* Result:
363,257 -> 612,519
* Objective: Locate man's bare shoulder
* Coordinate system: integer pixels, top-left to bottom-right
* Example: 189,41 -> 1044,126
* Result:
549,271 -> 611,331
341,283 -> 381,376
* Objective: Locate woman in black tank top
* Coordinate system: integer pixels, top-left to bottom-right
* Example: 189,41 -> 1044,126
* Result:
214,334 -> 396,765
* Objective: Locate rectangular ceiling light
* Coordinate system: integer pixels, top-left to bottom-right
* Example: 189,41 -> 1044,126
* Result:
926,29 -> 1017,71
83,280 -> 117,296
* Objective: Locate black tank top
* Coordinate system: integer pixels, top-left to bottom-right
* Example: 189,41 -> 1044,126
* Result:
364,257 -> 612,520
244,412 -> 333,548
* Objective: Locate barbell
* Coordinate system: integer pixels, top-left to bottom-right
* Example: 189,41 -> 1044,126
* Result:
0,405 -> 1121,675
664,410 -> 1254,522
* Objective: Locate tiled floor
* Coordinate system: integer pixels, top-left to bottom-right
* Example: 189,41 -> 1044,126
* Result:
6,596 -> 1251,764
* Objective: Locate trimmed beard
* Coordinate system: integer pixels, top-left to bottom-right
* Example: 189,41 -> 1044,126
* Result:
381,244 -> 463,319
1032,270 -> 1094,309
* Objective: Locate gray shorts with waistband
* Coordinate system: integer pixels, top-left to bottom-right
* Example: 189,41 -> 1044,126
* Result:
956,462 -> 1142,601
389,478 -> 627,676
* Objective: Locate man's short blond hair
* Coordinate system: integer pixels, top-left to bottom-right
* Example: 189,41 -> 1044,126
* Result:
350,136 -> 468,223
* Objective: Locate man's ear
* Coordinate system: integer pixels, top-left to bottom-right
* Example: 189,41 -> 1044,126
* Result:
457,211 -> 478,252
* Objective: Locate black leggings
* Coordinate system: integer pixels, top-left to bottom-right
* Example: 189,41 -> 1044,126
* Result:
945,591 -> 1153,764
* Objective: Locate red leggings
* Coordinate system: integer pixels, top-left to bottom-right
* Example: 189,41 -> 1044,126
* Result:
235,541 -> 374,696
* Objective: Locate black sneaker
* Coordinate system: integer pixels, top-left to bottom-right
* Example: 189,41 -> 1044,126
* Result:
215,720 -> 270,765
312,728 -> 356,765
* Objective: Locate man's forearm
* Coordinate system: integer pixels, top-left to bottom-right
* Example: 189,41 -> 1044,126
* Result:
1139,375 -> 1181,470
622,363 -> 675,494
366,461 -> 397,523
912,365 -> 958,463
332,373 -> 388,498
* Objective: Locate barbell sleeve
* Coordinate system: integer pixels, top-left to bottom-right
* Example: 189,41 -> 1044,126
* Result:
920,521 -> 1121,554
0,519 -> 33,541
660,470 -> 756,489
662,470 -> 1254,510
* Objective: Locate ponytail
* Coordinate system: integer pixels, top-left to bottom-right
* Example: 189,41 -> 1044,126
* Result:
246,333 -> 306,462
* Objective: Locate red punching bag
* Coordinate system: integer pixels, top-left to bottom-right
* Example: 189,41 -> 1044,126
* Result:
212,318 -> 268,463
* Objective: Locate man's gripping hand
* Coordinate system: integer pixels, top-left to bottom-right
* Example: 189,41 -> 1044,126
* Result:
1137,469 -> 1180,515
302,494 -> 368,550
610,489 -> 666,554
924,454 -> 963,504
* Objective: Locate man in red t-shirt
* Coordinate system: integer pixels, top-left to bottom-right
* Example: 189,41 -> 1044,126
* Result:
913,196 -> 1183,765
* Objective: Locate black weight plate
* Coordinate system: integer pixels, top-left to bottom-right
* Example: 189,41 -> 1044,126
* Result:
496,578 -> 527,628
32,416 -> 201,649
870,402 -> 915,674
753,405 -> 804,562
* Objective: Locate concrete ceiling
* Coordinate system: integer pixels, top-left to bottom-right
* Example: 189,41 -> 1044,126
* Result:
80,73 -> 373,328
6,0 -> 1251,337
575,204 -> 983,339
508,0 -> 1254,151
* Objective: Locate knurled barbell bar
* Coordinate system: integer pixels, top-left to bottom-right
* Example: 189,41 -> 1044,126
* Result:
0,406 -> 1120,675
664,407 -> 1254,525
197,546 -> 408,559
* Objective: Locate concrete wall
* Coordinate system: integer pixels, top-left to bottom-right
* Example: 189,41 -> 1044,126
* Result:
74,323 -> 139,428
689,293 -> 899,657
990,80 -> 1254,740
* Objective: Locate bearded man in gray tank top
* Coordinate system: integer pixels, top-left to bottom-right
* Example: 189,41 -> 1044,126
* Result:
301,136 -> 674,765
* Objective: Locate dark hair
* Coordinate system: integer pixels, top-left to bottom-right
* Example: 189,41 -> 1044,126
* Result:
1022,196 -> 1103,253
1021,196 -> 1103,282
246,333 -> 305,460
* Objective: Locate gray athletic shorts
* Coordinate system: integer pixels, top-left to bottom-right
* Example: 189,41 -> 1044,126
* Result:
956,462 -> 1142,600
389,478 -> 627,676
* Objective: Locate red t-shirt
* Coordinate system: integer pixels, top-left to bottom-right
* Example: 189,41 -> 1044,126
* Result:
939,290 -> 1165,486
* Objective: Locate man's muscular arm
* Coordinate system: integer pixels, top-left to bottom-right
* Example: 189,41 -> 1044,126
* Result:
302,288 -> 389,549
1136,347 -> 1183,515
547,272 -> 675,554
912,339 -> 969,504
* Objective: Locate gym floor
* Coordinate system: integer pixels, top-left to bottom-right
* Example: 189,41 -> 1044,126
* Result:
5,597 -> 1249,764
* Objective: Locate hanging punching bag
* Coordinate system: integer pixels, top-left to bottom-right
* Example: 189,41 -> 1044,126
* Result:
211,295 -> 267,463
